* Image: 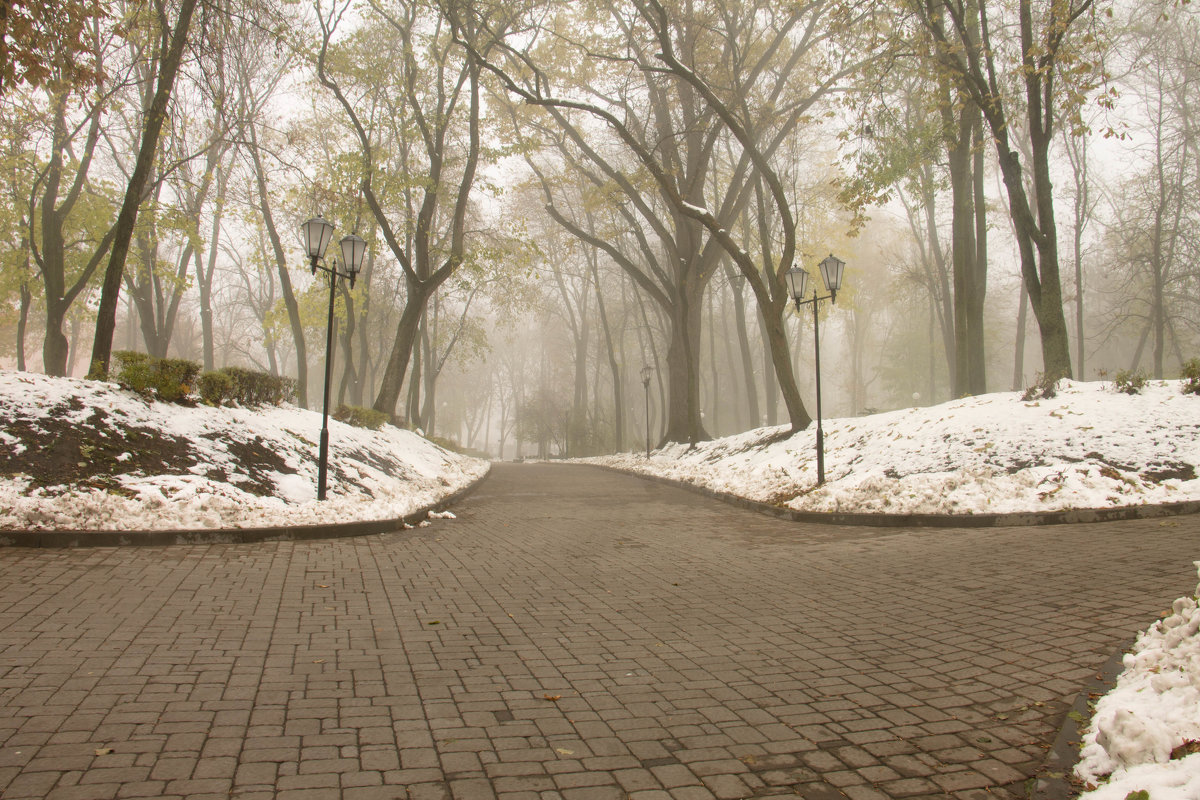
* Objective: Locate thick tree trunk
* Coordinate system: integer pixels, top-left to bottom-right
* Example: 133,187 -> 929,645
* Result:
42,263 -> 69,376
373,281 -> 432,419
947,103 -> 987,396
766,303 -> 813,432
662,287 -> 707,445
40,144 -> 70,375
993,146 -> 1073,381
757,313 -> 778,426
88,0 -> 198,376
36,92 -> 107,376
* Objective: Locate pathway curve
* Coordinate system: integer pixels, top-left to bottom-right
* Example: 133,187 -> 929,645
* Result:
2,463 -> 1199,800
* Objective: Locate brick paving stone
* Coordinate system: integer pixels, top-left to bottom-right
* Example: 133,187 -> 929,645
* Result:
700,773 -> 753,799
2,463 -> 1199,800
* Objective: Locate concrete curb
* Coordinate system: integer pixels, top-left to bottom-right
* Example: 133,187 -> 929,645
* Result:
0,467 -> 491,548
579,463 -> 1200,527
1033,644 -> 1130,800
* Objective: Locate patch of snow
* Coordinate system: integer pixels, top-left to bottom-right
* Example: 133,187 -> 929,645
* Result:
0,371 -> 488,531
1076,563 -> 1200,797
585,380 -> 1200,515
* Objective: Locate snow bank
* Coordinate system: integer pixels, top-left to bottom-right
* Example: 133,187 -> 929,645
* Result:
1075,564 -> 1200,798
588,380 -> 1200,516
0,371 -> 488,531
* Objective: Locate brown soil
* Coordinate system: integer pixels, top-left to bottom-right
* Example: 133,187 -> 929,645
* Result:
2,395 -> 298,497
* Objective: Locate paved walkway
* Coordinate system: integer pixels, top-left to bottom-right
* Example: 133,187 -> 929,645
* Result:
1,463 -> 1199,800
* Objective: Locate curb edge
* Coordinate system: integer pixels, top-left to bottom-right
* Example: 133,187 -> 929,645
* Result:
0,466 -> 492,548
577,463 -> 1200,527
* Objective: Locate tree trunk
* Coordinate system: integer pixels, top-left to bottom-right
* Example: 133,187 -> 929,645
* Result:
374,280 -> 432,419
198,164 -> 229,372
35,90 -> 108,376
88,0 -> 198,376
948,113 -> 974,398
43,298 -> 69,377
766,303 -> 813,432
946,100 -> 987,396
968,113 -> 988,394
1066,132 -> 1088,379
16,280 -> 30,371
1013,282 -> 1028,389
421,306 -> 438,434
662,285 -> 708,445
337,282 -> 358,407
707,285 -> 718,435
407,331 -> 423,427
590,257 -> 623,452
722,270 -> 759,430
247,121 -> 308,406
757,313 -> 778,426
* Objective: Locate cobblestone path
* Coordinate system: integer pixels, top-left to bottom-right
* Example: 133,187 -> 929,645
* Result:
1,463 -> 1199,800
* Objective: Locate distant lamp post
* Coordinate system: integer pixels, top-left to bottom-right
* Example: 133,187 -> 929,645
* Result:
641,365 -> 653,458
302,216 -> 367,501
786,253 -> 846,486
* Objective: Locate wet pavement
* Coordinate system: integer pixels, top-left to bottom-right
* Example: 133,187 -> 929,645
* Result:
1,462 -> 1198,800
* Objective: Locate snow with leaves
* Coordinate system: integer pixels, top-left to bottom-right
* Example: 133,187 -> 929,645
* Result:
0,371 -> 488,531
590,379 -> 1200,515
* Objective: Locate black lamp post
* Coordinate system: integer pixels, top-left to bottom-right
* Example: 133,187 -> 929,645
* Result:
640,365 -> 653,458
785,253 -> 846,486
302,216 -> 367,501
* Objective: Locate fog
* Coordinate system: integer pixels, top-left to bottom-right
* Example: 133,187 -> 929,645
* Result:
3,0 -> 1197,459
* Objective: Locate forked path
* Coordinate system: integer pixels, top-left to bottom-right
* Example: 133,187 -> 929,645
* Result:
2,463 -> 1199,800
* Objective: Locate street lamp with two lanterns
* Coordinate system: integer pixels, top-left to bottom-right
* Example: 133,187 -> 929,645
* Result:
301,216 -> 368,501
785,253 -> 846,486
640,365 -> 653,458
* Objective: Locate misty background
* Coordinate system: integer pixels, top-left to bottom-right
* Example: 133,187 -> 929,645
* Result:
1,0 -> 1196,459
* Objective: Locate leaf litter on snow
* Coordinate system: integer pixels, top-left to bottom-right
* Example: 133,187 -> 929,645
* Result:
0,371 -> 488,531
587,379 -> 1200,516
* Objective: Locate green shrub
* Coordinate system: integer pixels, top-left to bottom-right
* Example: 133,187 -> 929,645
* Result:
1182,359 -> 1200,395
113,351 -> 154,396
1112,369 -> 1148,395
334,404 -> 388,430
220,366 -> 297,406
112,352 -> 200,403
1021,372 -> 1058,401
155,358 -> 200,402
198,370 -> 236,406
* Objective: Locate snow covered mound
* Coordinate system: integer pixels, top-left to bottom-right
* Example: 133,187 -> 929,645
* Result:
0,370 -> 488,531
1074,564 -> 1200,799
590,379 -> 1200,515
